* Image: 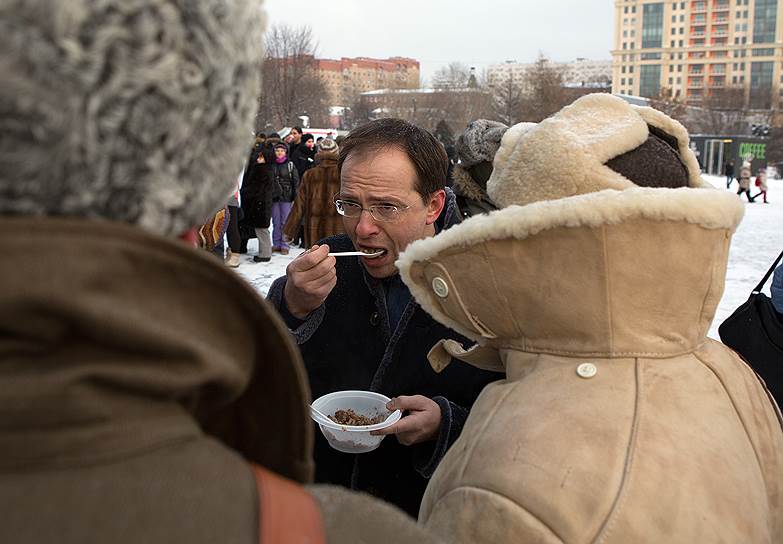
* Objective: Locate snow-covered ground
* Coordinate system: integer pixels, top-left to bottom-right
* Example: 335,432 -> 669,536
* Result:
235,175 -> 782,340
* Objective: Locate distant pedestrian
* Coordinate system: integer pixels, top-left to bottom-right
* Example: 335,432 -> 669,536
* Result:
753,169 -> 769,203
737,161 -> 754,202
241,147 -> 278,262
291,133 -> 317,177
271,143 -> 299,255
283,138 -> 344,248
725,159 -> 735,189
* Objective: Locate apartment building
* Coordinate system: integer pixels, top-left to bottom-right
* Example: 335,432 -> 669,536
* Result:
612,0 -> 782,109
314,56 -> 420,106
487,58 -> 613,89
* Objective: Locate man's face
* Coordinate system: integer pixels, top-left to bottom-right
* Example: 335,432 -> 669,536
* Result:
305,139 -> 315,150
291,129 -> 302,144
339,147 -> 445,278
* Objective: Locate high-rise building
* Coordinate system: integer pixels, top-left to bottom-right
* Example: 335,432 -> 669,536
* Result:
613,0 -> 782,109
314,57 -> 420,106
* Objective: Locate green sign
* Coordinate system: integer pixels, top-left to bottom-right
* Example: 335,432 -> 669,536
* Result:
739,142 -> 766,160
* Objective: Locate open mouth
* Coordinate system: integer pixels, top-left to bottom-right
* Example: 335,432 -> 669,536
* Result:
360,248 -> 386,259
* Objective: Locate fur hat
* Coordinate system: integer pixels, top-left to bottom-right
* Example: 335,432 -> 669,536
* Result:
0,0 -> 265,237
456,120 -> 509,167
317,138 -> 338,154
487,94 -> 706,209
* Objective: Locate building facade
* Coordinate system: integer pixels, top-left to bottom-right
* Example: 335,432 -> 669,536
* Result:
357,87 -> 492,133
487,58 -> 613,89
314,57 -> 420,106
612,0 -> 783,109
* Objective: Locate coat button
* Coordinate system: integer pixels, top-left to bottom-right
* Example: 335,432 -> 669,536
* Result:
576,363 -> 597,379
370,312 -> 379,326
432,277 -> 449,298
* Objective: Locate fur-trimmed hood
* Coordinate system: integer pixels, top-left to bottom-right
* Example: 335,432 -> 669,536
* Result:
398,187 -> 743,360
451,165 -> 490,203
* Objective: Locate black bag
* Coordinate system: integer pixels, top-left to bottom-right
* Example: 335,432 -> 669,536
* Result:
719,249 -> 783,406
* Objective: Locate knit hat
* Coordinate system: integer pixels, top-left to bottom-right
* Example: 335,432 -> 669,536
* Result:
317,138 -> 339,154
456,120 -> 509,167
0,0 -> 265,237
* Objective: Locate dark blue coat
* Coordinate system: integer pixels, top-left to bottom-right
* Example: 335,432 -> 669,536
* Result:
267,189 -> 503,517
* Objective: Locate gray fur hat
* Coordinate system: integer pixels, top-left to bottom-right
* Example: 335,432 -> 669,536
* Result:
456,120 -> 509,167
0,0 -> 265,237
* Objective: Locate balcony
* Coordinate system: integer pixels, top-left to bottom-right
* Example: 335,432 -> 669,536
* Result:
692,4 -> 707,13
691,31 -> 706,37
713,4 -> 730,12
712,29 -> 728,37
689,51 -> 707,58
688,79 -> 704,88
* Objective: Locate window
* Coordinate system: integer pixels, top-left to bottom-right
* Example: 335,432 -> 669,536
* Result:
640,64 -> 662,97
679,27 -> 684,34
642,3 -> 665,48
750,61 -> 774,108
752,48 -> 775,57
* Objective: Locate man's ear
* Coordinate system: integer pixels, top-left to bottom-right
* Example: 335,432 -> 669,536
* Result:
605,124 -> 689,188
425,189 -> 446,225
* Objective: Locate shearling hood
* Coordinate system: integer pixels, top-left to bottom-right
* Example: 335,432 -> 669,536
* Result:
398,188 -> 744,363
488,94 -> 706,208
0,217 -> 314,482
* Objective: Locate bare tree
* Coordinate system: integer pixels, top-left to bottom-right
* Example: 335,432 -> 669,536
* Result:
518,54 -> 569,123
491,74 -> 525,125
431,62 -> 472,89
257,25 -> 328,129
690,87 -> 749,134
649,87 -> 689,126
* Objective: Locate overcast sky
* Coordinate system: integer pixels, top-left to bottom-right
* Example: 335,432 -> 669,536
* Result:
264,0 -> 615,83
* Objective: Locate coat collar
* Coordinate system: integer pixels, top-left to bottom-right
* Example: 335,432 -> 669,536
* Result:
0,217 -> 314,481
399,187 -> 744,359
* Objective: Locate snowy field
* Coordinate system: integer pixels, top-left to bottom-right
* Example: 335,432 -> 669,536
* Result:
234,175 -> 782,340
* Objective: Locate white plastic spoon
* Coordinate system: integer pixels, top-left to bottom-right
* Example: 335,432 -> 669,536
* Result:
327,250 -> 385,258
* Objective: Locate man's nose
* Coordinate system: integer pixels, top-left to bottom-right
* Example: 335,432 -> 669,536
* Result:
354,209 -> 379,237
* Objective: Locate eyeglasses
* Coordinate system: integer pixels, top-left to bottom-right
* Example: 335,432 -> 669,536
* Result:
334,198 -> 411,222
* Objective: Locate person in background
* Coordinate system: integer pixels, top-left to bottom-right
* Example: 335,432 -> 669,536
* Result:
283,138 -> 344,248
224,170 -> 243,267
724,159 -> 735,189
292,133 -> 317,178
288,126 -> 303,157
753,168 -> 769,204
271,143 -> 299,255
242,147 -> 278,262
451,120 -> 510,219
737,161 -> 754,202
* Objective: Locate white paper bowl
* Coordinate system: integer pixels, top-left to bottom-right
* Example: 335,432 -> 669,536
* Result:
310,390 -> 402,454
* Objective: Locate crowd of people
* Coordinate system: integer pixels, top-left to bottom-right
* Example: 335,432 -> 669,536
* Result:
3,1 -> 783,543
